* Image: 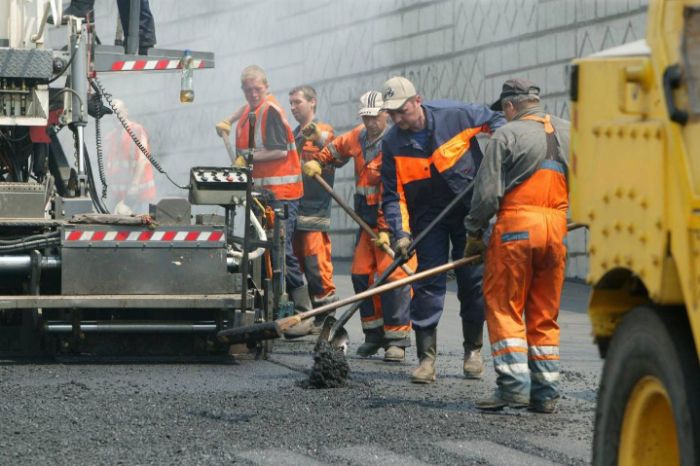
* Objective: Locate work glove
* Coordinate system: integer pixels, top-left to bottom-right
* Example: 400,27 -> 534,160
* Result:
234,155 -> 247,168
302,160 -> 323,178
373,231 -> 391,249
392,236 -> 413,261
216,119 -> 232,138
464,233 -> 486,264
301,122 -> 320,142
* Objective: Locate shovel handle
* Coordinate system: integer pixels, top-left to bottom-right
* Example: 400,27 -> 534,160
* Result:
312,173 -> 414,275
221,133 -> 237,166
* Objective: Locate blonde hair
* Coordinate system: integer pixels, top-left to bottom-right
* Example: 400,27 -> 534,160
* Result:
240,65 -> 268,86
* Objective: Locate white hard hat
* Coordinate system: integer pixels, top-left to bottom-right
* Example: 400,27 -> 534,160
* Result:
358,91 -> 384,117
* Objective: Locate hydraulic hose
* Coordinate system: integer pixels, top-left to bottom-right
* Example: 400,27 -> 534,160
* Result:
229,204 -> 267,261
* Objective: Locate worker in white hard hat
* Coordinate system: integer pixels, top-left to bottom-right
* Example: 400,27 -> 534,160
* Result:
302,91 -> 416,363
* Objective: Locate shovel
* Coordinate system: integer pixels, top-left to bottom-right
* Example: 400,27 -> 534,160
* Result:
216,255 -> 480,345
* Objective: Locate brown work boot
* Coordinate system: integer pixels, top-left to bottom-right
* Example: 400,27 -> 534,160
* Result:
528,397 -> 559,414
463,349 -> 484,379
411,328 -> 437,384
383,346 -> 405,363
475,391 -> 529,411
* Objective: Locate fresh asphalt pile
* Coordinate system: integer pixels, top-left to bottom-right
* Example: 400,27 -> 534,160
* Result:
303,340 -> 349,389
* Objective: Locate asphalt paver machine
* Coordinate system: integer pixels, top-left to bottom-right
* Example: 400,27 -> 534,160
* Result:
0,0 -> 285,357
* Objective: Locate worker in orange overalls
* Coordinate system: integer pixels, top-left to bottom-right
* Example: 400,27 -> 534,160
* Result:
105,99 -> 156,215
303,91 -> 416,362
465,78 -> 570,414
216,65 -> 312,337
288,85 -> 337,335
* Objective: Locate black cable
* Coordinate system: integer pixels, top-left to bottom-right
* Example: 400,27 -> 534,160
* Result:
90,77 -> 189,190
83,143 -> 109,214
90,86 -> 109,199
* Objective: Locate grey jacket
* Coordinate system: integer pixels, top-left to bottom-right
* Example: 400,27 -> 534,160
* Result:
465,106 -> 570,234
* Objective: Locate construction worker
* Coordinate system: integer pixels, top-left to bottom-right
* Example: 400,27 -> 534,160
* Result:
304,91 -> 417,362
216,65 -> 312,334
465,79 -> 570,414
380,76 -> 506,383
289,85 -> 338,332
105,99 -> 155,214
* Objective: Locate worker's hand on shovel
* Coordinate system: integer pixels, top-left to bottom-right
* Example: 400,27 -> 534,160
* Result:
234,155 -> 247,168
393,236 -> 413,261
215,119 -> 232,138
464,233 -> 486,264
303,160 -> 323,177
373,231 -> 390,248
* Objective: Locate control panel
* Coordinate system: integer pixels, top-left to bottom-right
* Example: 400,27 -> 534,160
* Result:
188,166 -> 249,205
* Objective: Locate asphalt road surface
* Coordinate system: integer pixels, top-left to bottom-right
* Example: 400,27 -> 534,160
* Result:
0,264 -> 600,465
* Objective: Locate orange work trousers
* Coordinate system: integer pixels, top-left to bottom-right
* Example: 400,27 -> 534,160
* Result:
351,229 -> 416,343
293,231 -> 335,301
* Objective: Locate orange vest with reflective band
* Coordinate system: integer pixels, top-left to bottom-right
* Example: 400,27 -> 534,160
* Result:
235,95 -> 303,201
500,114 -> 568,213
106,123 -> 156,202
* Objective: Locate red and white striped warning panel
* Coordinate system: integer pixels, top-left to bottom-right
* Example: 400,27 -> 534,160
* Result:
64,230 -> 224,242
110,58 -> 206,72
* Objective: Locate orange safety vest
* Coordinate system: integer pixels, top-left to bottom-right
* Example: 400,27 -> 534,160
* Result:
105,123 -> 156,202
235,95 -> 303,200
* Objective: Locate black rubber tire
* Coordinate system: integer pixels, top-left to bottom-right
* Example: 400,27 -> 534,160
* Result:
592,306 -> 700,465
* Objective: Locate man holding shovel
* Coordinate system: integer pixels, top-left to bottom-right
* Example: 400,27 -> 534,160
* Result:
465,79 -> 570,414
303,91 -> 416,362
380,77 -> 506,383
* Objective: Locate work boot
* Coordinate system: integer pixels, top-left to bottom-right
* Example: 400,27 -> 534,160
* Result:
290,285 -> 313,313
283,285 -> 313,339
310,292 -> 338,335
411,328 -> 437,384
528,397 -> 559,414
475,391 -> 529,411
383,346 -> 405,363
356,341 -> 382,357
463,349 -> 484,379
462,319 -> 484,379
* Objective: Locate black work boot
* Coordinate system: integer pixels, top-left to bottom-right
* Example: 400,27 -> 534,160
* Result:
357,328 -> 384,357
411,328 -> 437,384
462,319 -> 484,379
283,285 -> 314,339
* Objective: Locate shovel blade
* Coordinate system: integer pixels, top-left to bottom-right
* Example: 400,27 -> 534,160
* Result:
313,315 -> 336,353
329,326 -> 349,354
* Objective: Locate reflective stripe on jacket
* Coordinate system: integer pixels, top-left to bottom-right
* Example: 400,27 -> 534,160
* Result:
381,101 -> 506,239
235,95 -> 302,201
295,119 -> 335,231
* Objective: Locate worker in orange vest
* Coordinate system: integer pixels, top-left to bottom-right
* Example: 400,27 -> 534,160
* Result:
304,91 -> 417,362
288,85 -> 338,335
216,66 -> 312,333
105,99 -> 156,215
466,79 -> 570,414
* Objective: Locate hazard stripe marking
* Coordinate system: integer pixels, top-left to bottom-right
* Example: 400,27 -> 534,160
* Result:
110,58 -> 207,72
63,231 -> 224,242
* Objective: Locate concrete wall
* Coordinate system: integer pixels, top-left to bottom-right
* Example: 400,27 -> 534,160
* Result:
69,0 -> 648,279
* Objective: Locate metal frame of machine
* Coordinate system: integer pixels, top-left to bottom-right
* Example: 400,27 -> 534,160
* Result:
0,0 -> 282,357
